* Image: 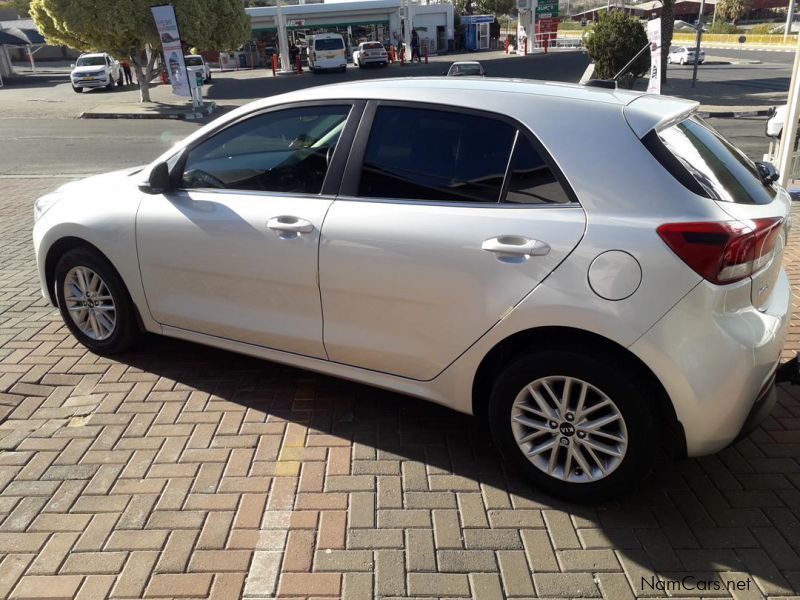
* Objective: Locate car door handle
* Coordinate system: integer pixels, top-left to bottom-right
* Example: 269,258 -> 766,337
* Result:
482,236 -> 551,260
267,216 -> 315,235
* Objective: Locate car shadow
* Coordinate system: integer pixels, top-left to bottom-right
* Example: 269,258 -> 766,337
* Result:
110,332 -> 800,596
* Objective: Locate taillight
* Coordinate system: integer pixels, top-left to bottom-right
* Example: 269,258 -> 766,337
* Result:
657,218 -> 783,285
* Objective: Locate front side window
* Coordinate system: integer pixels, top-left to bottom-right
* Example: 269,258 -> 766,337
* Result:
359,106 -> 516,203
181,105 -> 350,194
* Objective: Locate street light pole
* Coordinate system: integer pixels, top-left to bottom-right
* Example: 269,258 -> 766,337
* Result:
785,0 -> 796,42
691,0 -> 705,88
777,31 -> 800,187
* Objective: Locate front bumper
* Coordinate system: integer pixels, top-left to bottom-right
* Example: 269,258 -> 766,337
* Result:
72,76 -> 110,88
629,270 -> 790,456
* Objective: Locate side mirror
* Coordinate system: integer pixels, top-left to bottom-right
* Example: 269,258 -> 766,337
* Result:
139,162 -> 172,194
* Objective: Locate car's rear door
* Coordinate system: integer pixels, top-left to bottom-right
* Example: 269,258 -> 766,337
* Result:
318,102 -> 587,380
137,101 -> 362,358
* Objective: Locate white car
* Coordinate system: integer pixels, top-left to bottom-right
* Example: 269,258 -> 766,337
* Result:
70,53 -> 122,93
446,61 -> 486,76
33,79 -> 791,501
353,41 -> 388,67
308,33 -> 347,72
184,55 -> 211,83
667,46 -> 705,65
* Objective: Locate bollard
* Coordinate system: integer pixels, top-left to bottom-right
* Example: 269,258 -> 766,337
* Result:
271,53 -> 277,76
400,47 -> 405,65
505,37 -> 509,54
544,38 -> 548,54
389,46 -> 395,63
160,65 -> 168,85
296,54 -> 302,74
424,47 -> 428,64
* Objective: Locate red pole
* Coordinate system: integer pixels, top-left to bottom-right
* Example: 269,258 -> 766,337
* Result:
424,46 -> 428,64
389,46 -> 395,63
544,37 -> 548,54
400,46 -> 405,65
271,53 -> 277,76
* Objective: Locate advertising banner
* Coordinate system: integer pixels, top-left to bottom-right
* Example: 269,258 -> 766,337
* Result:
151,4 -> 191,98
646,18 -> 662,94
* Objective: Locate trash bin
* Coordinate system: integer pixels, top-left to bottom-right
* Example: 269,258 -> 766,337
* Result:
238,52 -> 248,68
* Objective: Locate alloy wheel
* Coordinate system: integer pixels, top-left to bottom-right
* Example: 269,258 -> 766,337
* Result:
510,376 -> 628,483
63,266 -> 117,341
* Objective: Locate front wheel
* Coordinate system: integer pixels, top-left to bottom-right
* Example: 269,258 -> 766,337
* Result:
488,348 -> 657,502
54,248 -> 141,355
680,58 -> 685,65
72,86 -> 83,93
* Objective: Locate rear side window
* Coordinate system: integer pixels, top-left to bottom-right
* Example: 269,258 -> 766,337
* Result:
360,106 -> 515,203
358,106 -> 574,205
655,117 -> 777,204
504,136 -> 572,204
315,38 -> 344,51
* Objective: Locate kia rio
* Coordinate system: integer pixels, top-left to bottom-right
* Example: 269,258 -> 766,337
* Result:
33,79 -> 791,501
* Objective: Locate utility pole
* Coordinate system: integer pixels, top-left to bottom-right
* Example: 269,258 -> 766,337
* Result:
786,0 -> 796,42
691,0 -> 705,87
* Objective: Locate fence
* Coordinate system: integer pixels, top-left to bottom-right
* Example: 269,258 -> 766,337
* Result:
672,32 -> 797,45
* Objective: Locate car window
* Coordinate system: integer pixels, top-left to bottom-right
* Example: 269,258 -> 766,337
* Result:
181,105 -> 351,194
315,38 -> 344,51
77,56 -> 105,66
657,116 -> 777,204
359,106 -> 515,203
363,43 -> 383,50
185,56 -> 203,66
503,135 -> 572,204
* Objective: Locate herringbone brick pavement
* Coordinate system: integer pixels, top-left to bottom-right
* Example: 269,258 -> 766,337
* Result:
0,177 -> 799,599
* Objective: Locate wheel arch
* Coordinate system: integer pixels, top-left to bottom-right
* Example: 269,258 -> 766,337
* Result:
471,326 -> 687,458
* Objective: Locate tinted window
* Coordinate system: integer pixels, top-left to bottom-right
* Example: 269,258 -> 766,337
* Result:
450,64 -> 482,76
77,56 -> 105,66
658,117 -> 777,204
315,38 -> 344,51
185,56 -> 203,66
359,106 -> 515,203
181,105 -> 350,194
504,135 -> 571,204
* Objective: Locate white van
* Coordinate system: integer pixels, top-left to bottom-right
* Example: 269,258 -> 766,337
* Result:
308,33 -> 347,72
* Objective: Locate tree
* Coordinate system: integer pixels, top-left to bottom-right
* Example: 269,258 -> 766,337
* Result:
716,0 -> 753,24
453,0 -> 516,18
30,0 -> 249,102
10,0 -> 31,17
660,0 -> 674,83
584,10 -> 648,84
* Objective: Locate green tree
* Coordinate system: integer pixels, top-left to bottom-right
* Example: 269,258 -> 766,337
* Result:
585,10 -> 648,84
9,0 -> 31,17
453,0 -> 516,19
30,0 -> 249,102
716,0 -> 753,24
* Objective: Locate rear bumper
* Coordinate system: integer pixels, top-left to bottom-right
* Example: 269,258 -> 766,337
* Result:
629,269 -> 790,456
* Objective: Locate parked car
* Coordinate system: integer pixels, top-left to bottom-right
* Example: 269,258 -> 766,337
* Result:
184,55 -> 211,83
70,53 -> 122,93
33,79 -> 791,501
667,46 -> 705,65
353,41 -> 388,67
308,33 -> 347,72
446,61 -> 486,76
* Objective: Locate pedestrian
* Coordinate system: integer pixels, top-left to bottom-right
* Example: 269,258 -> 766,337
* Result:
396,35 -> 404,62
411,29 -> 420,62
121,59 -> 133,85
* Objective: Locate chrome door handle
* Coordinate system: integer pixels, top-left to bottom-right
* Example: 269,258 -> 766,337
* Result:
482,236 -> 551,260
267,216 -> 315,235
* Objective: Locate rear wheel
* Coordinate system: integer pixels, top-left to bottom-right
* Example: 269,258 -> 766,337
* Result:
679,58 -> 685,65
488,348 -> 657,502
72,86 -> 83,93
54,248 -> 141,355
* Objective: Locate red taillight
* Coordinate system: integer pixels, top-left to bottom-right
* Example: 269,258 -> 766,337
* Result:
657,218 -> 783,285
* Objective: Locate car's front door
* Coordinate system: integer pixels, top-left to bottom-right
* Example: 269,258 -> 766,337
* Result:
137,102 -> 358,358
319,103 -> 587,380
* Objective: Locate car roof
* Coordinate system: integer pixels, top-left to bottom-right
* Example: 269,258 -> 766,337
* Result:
452,61 -> 481,66
79,53 -> 107,57
313,33 -> 343,38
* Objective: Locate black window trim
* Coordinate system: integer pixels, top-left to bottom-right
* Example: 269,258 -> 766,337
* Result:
170,99 -> 365,198
338,99 -> 581,208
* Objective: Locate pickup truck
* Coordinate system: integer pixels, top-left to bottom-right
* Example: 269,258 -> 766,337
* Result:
71,53 -> 122,93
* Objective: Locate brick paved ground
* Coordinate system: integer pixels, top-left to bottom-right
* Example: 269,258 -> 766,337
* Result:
1,177 -> 800,599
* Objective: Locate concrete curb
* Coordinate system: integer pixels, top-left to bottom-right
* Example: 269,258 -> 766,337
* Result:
80,101 -> 217,120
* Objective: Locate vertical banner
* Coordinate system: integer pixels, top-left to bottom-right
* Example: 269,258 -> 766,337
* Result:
151,4 -> 191,98
646,18 -> 662,94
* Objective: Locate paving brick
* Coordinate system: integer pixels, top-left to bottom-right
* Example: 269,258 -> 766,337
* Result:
281,530 -> 314,571
105,530 -> 168,551
407,573 -> 470,597
154,529 -> 199,573
463,528 -> 522,550
60,551 -> 127,575
348,528 -> 404,549
376,549 -> 405,596
27,534 -> 79,575
10,575 -> 83,599
497,550 -> 535,596
468,573 -> 504,600
406,529 -> 436,572
432,509 -> 462,549
437,549 -> 496,573
315,549 -> 373,572
278,572 -> 342,596
342,572 -> 372,600
0,555 -> 34,599
534,572 -> 602,597
144,573 -> 213,598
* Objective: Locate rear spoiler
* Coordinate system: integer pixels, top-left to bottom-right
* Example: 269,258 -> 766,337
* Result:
623,94 -> 699,138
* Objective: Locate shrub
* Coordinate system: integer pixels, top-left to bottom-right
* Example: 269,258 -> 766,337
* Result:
749,23 -> 779,34
707,20 -> 742,33
584,10 -> 648,83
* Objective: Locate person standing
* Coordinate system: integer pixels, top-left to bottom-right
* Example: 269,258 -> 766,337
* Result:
411,29 -> 420,62
121,59 -> 133,85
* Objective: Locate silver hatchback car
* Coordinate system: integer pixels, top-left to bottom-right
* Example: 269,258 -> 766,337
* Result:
33,79 -> 791,501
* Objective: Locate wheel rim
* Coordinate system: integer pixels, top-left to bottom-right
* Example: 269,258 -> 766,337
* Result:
510,376 -> 628,484
63,266 -> 117,341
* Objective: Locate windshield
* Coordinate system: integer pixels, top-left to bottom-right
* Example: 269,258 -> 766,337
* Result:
658,117 -> 777,204
450,64 -> 481,75
184,56 -> 203,66
315,38 -> 344,51
77,56 -> 106,67
362,42 -> 383,50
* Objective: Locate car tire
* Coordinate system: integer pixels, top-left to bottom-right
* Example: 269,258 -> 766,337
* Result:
680,58 -> 685,65
106,77 -> 114,91
117,72 -> 123,86
54,248 -> 141,355
487,347 -> 658,502
72,86 -> 83,93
